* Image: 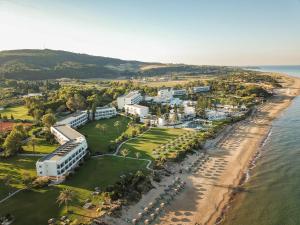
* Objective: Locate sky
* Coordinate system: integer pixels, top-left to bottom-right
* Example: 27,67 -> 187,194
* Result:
0,0 -> 300,66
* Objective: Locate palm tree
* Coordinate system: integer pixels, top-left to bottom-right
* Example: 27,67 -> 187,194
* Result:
120,148 -> 129,159
28,137 -> 37,153
135,152 -> 141,160
96,124 -> 108,133
114,121 -> 121,133
57,188 -> 74,213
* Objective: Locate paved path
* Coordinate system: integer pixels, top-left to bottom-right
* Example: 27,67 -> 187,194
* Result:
92,127 -> 154,171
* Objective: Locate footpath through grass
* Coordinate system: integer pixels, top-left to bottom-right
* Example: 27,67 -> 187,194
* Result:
0,156 -> 38,199
0,105 -> 32,120
0,156 -> 147,225
120,127 -> 184,160
78,116 -> 132,154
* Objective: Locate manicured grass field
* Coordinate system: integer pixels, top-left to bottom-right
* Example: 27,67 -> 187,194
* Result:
78,116 -> 132,154
0,156 -> 38,199
120,127 -> 184,160
22,138 -> 59,154
0,105 -> 32,120
0,156 -> 147,225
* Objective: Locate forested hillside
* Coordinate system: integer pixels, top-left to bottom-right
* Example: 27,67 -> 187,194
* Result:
0,49 -> 242,80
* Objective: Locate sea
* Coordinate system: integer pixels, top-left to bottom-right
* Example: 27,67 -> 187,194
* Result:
221,66 -> 300,225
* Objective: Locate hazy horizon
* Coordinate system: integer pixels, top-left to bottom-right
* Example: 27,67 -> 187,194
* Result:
1,0 -> 300,66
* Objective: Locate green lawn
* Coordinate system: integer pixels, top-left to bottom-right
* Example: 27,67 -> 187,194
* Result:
0,156 -> 38,199
0,105 -> 32,120
22,138 -> 59,154
78,116 -> 132,154
120,127 -> 184,160
0,156 -> 147,225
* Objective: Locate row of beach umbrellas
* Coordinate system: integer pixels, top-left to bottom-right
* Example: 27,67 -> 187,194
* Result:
131,177 -> 185,225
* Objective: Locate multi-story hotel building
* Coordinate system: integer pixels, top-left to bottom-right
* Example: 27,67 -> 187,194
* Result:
192,86 -> 211,93
36,125 -> 87,180
117,91 -> 142,109
171,89 -> 187,96
124,104 -> 149,118
56,111 -> 88,128
92,106 -> 117,120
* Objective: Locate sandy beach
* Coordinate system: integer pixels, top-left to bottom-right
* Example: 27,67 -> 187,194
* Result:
104,74 -> 300,225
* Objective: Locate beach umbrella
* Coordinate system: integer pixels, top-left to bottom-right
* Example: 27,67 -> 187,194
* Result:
138,212 -> 143,218
155,207 -> 160,213
149,202 -> 153,207
144,219 -> 149,224
150,213 -> 155,219
160,202 -> 165,208
132,219 -> 137,224
144,207 -> 149,212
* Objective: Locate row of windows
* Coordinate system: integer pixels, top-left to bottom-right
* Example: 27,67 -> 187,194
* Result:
70,117 -> 88,127
57,147 -> 85,169
57,151 -> 85,175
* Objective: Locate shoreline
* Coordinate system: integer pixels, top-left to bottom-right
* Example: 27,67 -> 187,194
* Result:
157,74 -> 300,225
104,74 -> 300,225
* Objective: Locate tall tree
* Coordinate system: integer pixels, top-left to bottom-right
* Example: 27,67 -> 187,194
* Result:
42,113 -> 56,129
57,188 -> 74,212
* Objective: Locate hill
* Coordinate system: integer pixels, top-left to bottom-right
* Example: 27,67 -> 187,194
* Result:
0,49 -> 241,80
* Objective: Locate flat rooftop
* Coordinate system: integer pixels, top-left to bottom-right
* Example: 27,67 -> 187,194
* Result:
53,124 -> 84,140
38,139 -> 81,162
57,111 -> 87,124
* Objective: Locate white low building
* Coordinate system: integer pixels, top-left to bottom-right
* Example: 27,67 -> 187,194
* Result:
193,86 -> 211,93
117,91 -> 142,109
86,106 -> 117,120
56,111 -> 88,128
37,124 -> 87,179
171,89 -> 187,96
205,109 -> 227,121
124,104 -> 149,118
157,89 -> 173,99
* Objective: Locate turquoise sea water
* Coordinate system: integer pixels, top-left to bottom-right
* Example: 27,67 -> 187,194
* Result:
222,66 -> 300,225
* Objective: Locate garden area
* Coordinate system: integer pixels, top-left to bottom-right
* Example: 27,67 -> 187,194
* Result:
0,156 -> 148,225
22,137 -> 59,154
0,105 -> 32,120
119,127 -> 185,160
0,156 -> 38,199
78,116 -> 134,154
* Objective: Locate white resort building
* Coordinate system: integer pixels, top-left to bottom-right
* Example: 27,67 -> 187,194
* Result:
36,125 -> 87,180
192,86 -> 211,93
56,111 -> 88,128
85,106 -> 117,120
117,91 -> 143,109
171,89 -> 187,96
124,104 -> 149,118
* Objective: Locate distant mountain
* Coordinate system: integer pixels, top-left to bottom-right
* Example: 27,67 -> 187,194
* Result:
0,49 -> 241,80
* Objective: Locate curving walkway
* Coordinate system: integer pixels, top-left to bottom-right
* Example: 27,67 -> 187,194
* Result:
92,127 -> 154,171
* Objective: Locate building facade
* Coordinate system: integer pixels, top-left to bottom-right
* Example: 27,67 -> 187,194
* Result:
37,124 -> 88,179
117,91 -> 142,109
124,104 -> 149,118
192,86 -> 211,93
171,89 -> 187,96
56,111 -> 88,128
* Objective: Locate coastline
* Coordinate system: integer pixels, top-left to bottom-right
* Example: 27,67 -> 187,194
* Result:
157,74 -> 300,225
104,73 -> 300,225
